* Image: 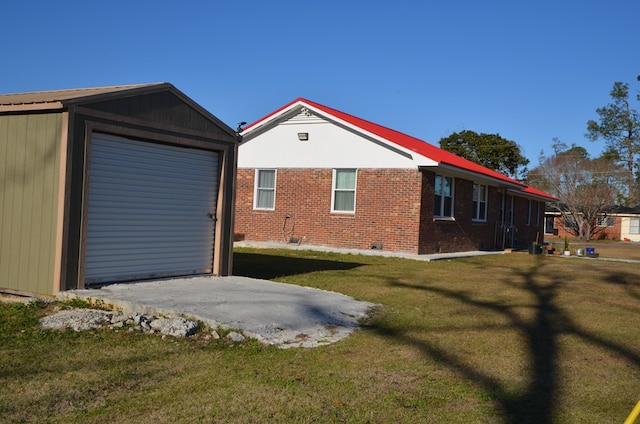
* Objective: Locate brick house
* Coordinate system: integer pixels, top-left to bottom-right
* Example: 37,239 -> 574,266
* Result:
545,207 -> 640,242
235,98 -> 556,254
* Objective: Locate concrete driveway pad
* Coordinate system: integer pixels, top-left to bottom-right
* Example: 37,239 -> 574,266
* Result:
60,276 -> 376,348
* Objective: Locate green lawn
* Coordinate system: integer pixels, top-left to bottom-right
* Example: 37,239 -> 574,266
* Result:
1,248 -> 639,423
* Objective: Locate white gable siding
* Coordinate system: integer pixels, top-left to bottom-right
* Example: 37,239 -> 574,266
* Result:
239,112 -> 419,169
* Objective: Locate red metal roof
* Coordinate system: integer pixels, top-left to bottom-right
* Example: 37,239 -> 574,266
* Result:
242,97 -> 558,201
521,186 -> 559,201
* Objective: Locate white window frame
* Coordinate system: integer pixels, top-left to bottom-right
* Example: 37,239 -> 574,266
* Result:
630,217 -> 640,234
434,174 -> 454,219
253,169 -> 276,210
472,183 -> 487,222
331,169 -> 357,213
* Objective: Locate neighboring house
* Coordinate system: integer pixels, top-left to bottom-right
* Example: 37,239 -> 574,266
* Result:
0,83 -> 238,296
545,207 -> 640,242
235,98 -> 556,255
621,212 -> 640,242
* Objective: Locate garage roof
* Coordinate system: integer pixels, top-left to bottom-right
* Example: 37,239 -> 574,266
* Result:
0,83 -> 237,137
0,83 -> 179,113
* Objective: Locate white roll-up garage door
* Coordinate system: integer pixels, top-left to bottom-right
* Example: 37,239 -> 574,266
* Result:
85,133 -> 219,284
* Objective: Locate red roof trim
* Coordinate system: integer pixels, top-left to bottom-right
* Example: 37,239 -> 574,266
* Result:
522,186 -> 559,201
243,98 -> 557,201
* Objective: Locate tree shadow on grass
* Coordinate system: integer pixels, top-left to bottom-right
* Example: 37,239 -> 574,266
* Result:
605,270 -> 640,300
233,252 -> 364,280
372,256 -> 640,424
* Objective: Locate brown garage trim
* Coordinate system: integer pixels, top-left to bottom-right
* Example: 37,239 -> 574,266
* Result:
74,106 -> 235,143
52,111 -> 69,295
77,122 -> 232,287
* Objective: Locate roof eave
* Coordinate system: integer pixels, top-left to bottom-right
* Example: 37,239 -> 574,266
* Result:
427,163 -> 525,189
240,99 -> 303,141
411,156 -> 439,167
507,188 -> 558,202
0,102 -> 65,112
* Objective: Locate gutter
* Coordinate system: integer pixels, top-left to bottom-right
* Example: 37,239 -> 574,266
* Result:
422,162 -> 525,190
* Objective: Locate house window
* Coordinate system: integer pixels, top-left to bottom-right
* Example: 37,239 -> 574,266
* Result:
434,174 -> 454,218
545,216 -> 556,234
564,215 -> 579,231
526,200 -> 532,226
630,218 -> 640,234
535,202 -> 541,226
472,183 -> 487,221
332,169 -> 357,213
597,216 -> 615,227
500,194 -> 514,226
254,169 -> 276,210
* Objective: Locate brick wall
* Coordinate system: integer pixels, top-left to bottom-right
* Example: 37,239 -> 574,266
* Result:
235,168 -> 548,254
418,172 -> 494,253
417,171 -> 546,253
234,168 -> 423,253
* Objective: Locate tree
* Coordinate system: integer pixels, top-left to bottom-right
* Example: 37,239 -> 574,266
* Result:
438,130 -> 529,179
586,81 -> 640,206
547,137 -> 589,160
528,145 -> 624,240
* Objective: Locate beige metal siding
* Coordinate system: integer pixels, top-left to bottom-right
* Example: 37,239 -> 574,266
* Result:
0,113 -> 62,295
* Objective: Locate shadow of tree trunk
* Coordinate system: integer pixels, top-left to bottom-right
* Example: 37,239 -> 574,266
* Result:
370,257 -> 640,424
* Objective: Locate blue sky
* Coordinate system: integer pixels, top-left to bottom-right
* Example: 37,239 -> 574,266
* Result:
2,0 -> 639,166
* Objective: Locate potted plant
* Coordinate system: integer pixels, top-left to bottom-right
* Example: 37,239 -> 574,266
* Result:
529,233 -> 542,254
563,237 -> 571,256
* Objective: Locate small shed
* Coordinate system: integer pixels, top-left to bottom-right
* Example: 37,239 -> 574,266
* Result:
0,83 -> 238,296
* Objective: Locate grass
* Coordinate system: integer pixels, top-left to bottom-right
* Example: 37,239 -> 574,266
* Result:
1,247 -> 640,423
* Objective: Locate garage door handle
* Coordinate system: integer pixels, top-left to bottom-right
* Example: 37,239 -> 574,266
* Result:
208,212 -> 216,220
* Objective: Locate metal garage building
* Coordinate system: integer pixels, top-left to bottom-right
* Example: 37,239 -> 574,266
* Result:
0,83 -> 238,296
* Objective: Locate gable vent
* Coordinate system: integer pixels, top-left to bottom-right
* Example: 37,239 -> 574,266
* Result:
287,109 -> 324,125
